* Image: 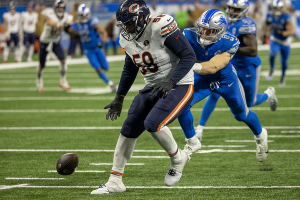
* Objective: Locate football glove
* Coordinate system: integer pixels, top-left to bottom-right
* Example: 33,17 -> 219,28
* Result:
152,79 -> 176,99
104,94 -> 124,121
274,29 -> 283,37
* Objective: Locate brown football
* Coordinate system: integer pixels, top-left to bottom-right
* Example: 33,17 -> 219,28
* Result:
56,153 -> 78,175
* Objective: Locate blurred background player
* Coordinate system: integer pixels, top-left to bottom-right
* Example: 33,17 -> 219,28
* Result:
195,0 -> 278,140
67,2 -> 83,59
179,9 -> 268,162
36,0 -> 73,92
21,2 -> 38,62
34,3 -> 46,54
65,4 -> 116,92
104,17 -> 120,55
263,0 -> 294,86
2,1 -> 22,63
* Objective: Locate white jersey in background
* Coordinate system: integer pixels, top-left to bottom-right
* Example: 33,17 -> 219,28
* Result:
120,14 -> 194,87
3,12 -> 21,34
21,12 -> 38,33
40,8 -> 72,43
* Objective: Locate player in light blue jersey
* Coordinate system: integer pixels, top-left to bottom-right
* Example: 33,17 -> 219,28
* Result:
65,4 -> 116,92
263,0 -> 294,86
179,9 -> 268,162
195,0 -> 278,141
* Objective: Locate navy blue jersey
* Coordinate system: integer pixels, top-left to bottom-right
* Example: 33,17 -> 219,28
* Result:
266,13 -> 292,41
183,28 -> 239,81
227,16 -> 261,67
71,17 -> 101,50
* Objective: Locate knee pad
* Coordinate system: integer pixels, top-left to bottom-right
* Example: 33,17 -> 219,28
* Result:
234,112 -> 247,122
144,119 -> 159,133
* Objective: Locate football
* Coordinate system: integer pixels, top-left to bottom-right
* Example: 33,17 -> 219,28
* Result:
56,153 -> 78,175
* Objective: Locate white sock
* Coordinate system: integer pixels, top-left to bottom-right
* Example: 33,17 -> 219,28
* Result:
3,46 -> 10,62
59,63 -> 68,82
108,81 -> 114,86
149,126 -> 178,157
110,134 -> 137,180
197,125 -> 204,129
254,129 -> 265,143
28,45 -> 34,60
15,46 -> 22,62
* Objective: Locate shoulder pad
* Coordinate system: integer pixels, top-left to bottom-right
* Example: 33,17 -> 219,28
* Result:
222,32 -> 240,55
151,14 -> 178,37
238,18 -> 256,34
183,28 -> 196,41
90,17 -> 99,27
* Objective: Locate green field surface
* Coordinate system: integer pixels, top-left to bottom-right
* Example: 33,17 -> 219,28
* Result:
0,48 -> 300,199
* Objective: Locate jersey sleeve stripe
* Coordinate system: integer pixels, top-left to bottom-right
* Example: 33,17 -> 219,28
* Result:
161,19 -> 175,30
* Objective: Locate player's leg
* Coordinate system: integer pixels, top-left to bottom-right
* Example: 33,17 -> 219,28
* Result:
145,84 -> 194,186
196,93 -> 221,141
68,38 -> 76,58
267,40 -> 280,80
3,36 -> 11,63
20,32 -> 28,62
52,42 -> 71,91
219,70 -> 268,162
279,44 -> 291,86
27,33 -> 35,62
91,86 -> 157,194
12,33 -> 21,62
36,42 -> 49,92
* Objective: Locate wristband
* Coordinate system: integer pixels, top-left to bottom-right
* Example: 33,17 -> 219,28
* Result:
193,63 -> 202,74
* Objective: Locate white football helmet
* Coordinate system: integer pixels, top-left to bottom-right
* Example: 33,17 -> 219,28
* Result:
196,9 -> 227,46
226,0 -> 250,23
77,4 -> 91,23
272,0 -> 284,16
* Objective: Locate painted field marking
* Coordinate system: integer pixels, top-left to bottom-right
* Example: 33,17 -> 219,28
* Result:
131,156 -> 169,158
268,135 -> 300,138
196,150 -> 300,153
226,140 -> 274,142
2,185 -> 300,189
0,79 -> 145,84
5,178 -> 65,180
1,126 -> 300,130
0,184 -> 29,190
48,170 -> 105,173
0,149 -> 164,152
281,131 -> 300,133
1,107 -> 300,113
89,163 -> 144,166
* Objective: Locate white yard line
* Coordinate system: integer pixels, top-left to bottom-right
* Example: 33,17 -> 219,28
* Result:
281,131 -> 300,133
5,178 -> 65,180
131,156 -> 170,158
268,135 -> 300,138
1,107 -> 300,113
1,126 -> 300,130
0,184 -> 29,190
48,170 -> 105,173
197,150 -> 300,153
1,184 -> 300,189
89,163 -> 144,166
226,140 -> 274,142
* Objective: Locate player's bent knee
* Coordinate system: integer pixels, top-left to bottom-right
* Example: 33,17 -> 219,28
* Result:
247,102 -> 254,108
234,112 -> 247,122
144,120 -> 159,133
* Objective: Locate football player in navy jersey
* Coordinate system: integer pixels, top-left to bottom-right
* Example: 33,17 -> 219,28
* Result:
263,0 -> 294,86
179,9 -> 268,163
65,4 -> 116,92
195,0 -> 278,142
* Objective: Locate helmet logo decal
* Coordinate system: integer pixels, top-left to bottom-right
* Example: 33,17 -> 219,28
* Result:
129,4 -> 139,13
219,15 -> 227,26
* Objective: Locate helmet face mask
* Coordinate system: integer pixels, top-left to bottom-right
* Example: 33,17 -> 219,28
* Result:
77,4 -> 91,23
272,0 -> 284,16
196,9 -> 227,46
116,0 -> 151,41
226,0 -> 249,23
54,0 -> 66,18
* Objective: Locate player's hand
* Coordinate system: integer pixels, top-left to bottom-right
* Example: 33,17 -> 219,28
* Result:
152,79 -> 176,99
104,94 -> 124,121
274,29 -> 283,37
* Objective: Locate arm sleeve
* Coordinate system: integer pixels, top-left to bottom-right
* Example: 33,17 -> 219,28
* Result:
266,13 -> 272,25
116,54 -> 139,96
164,29 -> 196,84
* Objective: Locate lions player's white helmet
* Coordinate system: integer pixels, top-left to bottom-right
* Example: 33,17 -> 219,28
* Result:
226,0 -> 250,23
272,0 -> 284,16
77,4 -> 91,23
196,9 -> 227,46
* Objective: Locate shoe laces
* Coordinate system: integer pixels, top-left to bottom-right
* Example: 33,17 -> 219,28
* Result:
167,169 -> 177,176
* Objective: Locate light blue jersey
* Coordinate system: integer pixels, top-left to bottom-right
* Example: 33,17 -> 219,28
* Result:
71,17 -> 101,50
183,28 -> 239,81
227,16 -> 261,67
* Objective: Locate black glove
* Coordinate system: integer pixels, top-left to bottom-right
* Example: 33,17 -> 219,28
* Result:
274,29 -> 283,37
104,94 -> 124,121
262,35 -> 267,44
97,42 -> 103,48
152,79 -> 176,99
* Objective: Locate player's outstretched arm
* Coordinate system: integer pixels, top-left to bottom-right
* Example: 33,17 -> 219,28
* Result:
193,52 -> 232,75
237,34 -> 257,57
104,54 -> 139,121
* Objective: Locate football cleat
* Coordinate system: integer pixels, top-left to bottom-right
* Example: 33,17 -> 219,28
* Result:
195,125 -> 204,141
59,80 -> 71,91
184,135 -> 201,158
110,85 -> 117,93
278,78 -> 285,87
36,79 -> 44,93
164,149 -> 189,187
254,128 -> 268,162
91,177 -> 126,194
264,87 -> 278,111
266,75 -> 272,81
